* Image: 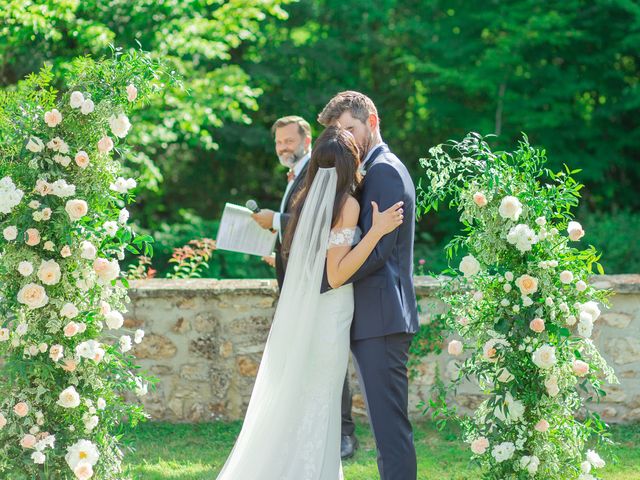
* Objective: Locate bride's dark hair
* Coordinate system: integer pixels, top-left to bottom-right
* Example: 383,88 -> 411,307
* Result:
281,126 -> 361,260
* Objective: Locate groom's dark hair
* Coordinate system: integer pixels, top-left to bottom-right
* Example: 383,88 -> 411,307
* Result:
317,91 -> 378,127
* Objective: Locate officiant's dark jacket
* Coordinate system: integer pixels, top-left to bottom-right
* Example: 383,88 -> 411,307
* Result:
321,145 -> 419,341
274,162 -> 309,288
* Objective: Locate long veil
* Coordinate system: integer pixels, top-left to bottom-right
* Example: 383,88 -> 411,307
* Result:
217,167 -> 338,479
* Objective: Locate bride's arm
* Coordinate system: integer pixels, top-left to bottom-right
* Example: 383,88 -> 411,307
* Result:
326,196 -> 403,289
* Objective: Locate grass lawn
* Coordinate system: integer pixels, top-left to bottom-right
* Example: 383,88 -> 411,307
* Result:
122,419 -> 640,479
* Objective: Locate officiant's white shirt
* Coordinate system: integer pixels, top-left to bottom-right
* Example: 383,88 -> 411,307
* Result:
272,151 -> 311,237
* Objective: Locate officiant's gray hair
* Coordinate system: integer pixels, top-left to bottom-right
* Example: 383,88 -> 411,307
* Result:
317,91 -> 379,127
271,115 -> 312,139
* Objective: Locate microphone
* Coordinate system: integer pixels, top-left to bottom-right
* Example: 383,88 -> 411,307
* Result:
246,199 -> 260,213
247,200 -> 276,234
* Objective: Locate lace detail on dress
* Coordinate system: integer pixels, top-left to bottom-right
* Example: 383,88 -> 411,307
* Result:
327,226 -> 361,249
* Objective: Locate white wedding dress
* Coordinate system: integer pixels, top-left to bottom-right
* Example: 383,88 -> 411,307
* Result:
216,168 -> 360,480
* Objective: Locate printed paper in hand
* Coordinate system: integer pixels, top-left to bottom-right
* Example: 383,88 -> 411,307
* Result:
216,203 -> 277,256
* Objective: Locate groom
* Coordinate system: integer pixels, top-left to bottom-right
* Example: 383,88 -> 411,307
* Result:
319,91 -> 419,479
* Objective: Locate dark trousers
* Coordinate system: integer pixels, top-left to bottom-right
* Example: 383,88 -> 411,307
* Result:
341,372 -> 355,436
351,333 -> 417,480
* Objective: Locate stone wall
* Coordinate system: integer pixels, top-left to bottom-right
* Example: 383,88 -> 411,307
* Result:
124,275 -> 640,423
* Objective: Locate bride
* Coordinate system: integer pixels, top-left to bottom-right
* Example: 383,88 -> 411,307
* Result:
216,126 -> 404,479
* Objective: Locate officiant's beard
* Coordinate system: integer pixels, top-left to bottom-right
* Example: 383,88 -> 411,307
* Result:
278,144 -> 307,169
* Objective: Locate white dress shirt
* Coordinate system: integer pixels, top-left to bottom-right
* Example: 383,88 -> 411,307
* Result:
272,151 -> 311,236
358,141 -> 386,176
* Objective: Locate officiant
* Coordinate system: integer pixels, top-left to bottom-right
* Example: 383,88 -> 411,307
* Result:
251,115 -> 359,459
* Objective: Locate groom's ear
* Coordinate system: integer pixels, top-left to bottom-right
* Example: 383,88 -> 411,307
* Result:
368,113 -> 379,131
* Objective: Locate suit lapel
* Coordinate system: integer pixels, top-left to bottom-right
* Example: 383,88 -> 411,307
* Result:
283,162 -> 308,212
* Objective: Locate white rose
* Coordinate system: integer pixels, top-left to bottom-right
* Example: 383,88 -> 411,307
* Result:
65,439 -> 100,469
53,154 -> 72,167
497,368 -> 514,382
26,136 -> 44,153
105,311 -> 124,329
568,221 -> 585,241
65,199 -> 88,221
60,303 -> 79,319
579,301 -> 601,322
559,270 -> 574,284
134,329 -> 145,344
498,196 -> 523,221
535,216 -> 546,226
532,344 -> 556,369
31,451 -> 46,464
43,240 -> 55,252
0,328 -> 9,341
578,317 -> 593,338
505,271 -> 514,282
108,113 -> 132,138
126,84 -> 138,102
103,221 -> 118,237
118,208 -> 129,224
57,386 -> 81,409
18,261 -> 34,277
70,91 -> 85,108
459,255 -> 481,278
97,398 -> 106,410
576,280 -> 587,291
44,109 -> 62,128
586,450 -> 605,468
491,441 -> 515,462
520,455 -> 540,475
60,245 -> 72,258
37,259 -> 61,285
46,137 -> 69,154
80,99 -> 95,115
80,240 -> 97,260
3,226 -> 18,241
119,335 -> 132,352
545,375 -> 560,397
521,296 -> 533,307
17,283 -> 49,309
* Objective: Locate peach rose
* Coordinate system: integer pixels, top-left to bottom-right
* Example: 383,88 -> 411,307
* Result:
75,151 -> 90,169
20,434 -> 37,449
573,360 -> 590,377
473,192 -> 488,207
515,274 -> 538,295
74,462 -> 94,480
60,245 -> 72,258
535,419 -> 550,432
63,322 -> 80,338
97,135 -> 114,153
25,228 -> 41,246
14,402 -> 29,417
529,318 -> 545,333
471,437 -> 489,455
44,109 -> 62,128
567,221 -> 585,241
0,412 -> 6,428
17,283 -> 49,309
126,84 -> 138,102
62,358 -> 77,372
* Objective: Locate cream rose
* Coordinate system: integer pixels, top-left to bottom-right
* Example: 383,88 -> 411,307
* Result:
26,136 -> 44,153
532,344 -> 556,369
60,245 -> 72,258
80,99 -> 95,115
80,240 -> 97,260
3,225 -> 18,241
93,257 -> 120,283
49,344 -> 64,362
545,375 -> 560,397
459,254 -> 481,278
17,283 -> 49,309
447,340 -> 463,356
57,386 -> 81,409
560,270 -> 574,284
105,311 -> 124,329
18,261 -> 34,277
37,259 -> 61,285
567,221 -> 585,241
60,303 -> 79,319
65,199 -> 88,221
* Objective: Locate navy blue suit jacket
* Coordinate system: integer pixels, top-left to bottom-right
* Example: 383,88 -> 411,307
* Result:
322,146 -> 419,341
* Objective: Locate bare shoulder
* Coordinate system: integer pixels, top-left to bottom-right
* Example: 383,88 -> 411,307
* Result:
336,195 -> 360,227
